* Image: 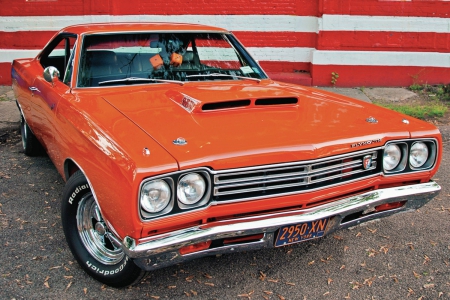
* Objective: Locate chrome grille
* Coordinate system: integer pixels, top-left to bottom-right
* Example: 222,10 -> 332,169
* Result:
213,150 -> 380,201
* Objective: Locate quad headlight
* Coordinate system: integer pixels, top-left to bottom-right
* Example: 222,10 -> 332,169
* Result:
409,142 -> 429,168
383,144 -> 402,171
383,140 -> 436,174
140,179 -> 172,213
177,173 -> 206,205
139,170 -> 211,220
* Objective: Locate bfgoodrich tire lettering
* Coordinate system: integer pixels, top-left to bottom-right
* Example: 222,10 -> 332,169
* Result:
61,171 -> 146,287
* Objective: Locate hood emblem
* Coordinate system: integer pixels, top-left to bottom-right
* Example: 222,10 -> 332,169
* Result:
366,116 -> 378,123
362,155 -> 373,170
173,137 -> 187,145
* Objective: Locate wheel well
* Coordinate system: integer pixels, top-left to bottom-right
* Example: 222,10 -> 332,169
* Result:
64,159 -> 80,181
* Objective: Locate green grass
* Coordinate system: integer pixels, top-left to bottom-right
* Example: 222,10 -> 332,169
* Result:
0,96 -> 8,102
375,101 -> 448,120
374,84 -> 450,120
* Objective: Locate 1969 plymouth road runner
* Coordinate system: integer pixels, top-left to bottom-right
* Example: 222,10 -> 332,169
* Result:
12,23 -> 442,287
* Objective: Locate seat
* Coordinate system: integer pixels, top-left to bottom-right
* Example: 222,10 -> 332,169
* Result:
86,51 -> 121,77
180,51 -> 195,69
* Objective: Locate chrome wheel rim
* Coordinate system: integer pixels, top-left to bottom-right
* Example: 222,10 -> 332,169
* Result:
77,194 -> 124,265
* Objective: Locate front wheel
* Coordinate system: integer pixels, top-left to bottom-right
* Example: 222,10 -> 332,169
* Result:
61,171 -> 146,287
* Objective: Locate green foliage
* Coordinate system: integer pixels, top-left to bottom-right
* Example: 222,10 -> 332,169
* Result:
409,84 -> 422,91
374,101 -> 448,120
331,72 -> 339,86
408,84 -> 450,101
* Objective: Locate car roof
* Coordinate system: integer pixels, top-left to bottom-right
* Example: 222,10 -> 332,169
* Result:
59,22 -> 230,35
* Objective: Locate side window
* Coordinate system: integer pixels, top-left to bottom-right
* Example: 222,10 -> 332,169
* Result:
40,35 -> 77,86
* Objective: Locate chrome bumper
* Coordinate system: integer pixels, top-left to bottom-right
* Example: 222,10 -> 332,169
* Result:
122,181 -> 440,271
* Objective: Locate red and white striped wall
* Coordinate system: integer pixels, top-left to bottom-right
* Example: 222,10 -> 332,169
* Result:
1,0 -> 449,87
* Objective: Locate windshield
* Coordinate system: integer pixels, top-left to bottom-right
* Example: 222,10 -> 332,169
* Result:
77,32 -> 267,87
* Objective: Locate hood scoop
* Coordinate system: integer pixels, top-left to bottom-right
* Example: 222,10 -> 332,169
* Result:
166,89 -> 298,113
254,97 -> 298,106
202,99 -> 251,111
202,97 -> 298,111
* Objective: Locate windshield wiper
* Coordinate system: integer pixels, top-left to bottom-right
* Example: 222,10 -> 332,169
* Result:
98,77 -> 184,86
186,73 -> 261,83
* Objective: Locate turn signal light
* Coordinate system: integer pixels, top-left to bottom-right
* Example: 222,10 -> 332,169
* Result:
375,201 -> 406,212
179,240 -> 212,255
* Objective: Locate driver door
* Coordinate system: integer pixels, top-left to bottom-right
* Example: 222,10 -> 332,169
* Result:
29,34 -> 77,162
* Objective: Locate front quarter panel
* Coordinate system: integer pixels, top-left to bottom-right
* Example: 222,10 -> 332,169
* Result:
55,89 -> 179,239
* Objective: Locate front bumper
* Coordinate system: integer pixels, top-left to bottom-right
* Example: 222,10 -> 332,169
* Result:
122,181 -> 440,271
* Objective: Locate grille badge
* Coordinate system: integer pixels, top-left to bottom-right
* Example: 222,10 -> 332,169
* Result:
363,155 -> 373,170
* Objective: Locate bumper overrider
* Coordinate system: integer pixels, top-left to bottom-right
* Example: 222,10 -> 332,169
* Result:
120,181 -> 440,271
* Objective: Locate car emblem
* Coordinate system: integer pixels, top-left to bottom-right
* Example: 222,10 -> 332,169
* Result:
363,155 -> 373,170
366,116 -> 378,123
173,137 -> 187,145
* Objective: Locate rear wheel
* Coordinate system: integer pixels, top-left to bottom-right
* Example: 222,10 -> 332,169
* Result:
20,115 -> 42,156
61,171 -> 146,287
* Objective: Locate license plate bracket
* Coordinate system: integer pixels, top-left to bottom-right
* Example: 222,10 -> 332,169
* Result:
275,217 -> 330,247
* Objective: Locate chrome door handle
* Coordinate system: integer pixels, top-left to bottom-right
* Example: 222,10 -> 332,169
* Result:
29,86 -> 40,92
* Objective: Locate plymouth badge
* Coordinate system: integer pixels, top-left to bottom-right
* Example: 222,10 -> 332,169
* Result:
351,138 -> 382,148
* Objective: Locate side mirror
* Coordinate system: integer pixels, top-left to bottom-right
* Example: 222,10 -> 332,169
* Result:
43,66 -> 60,85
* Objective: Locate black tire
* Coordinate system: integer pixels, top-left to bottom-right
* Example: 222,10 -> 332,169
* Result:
20,115 -> 42,156
61,171 -> 146,287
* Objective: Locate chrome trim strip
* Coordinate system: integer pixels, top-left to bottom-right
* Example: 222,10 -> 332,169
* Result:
214,165 -> 377,196
310,164 -> 377,184
214,158 -> 364,185
213,151 -> 378,197
212,149 -> 381,175
125,181 -> 440,271
214,165 -> 309,184
212,173 -> 381,205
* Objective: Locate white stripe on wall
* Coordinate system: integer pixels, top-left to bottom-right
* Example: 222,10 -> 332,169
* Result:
0,15 -> 318,32
320,15 -> 450,33
2,14 -> 449,33
1,50 -> 40,63
3,49 -> 450,68
313,50 -> 450,67
247,47 -> 314,62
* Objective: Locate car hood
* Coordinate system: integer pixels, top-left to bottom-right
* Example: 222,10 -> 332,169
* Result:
100,81 -> 438,170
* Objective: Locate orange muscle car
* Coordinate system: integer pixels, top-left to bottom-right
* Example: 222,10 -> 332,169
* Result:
11,23 -> 441,287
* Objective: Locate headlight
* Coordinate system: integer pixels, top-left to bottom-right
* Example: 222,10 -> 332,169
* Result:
383,144 -> 401,171
140,180 -> 171,213
410,142 -> 429,168
177,173 -> 206,205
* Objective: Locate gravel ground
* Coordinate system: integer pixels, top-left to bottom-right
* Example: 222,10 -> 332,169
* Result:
1,126 -> 449,300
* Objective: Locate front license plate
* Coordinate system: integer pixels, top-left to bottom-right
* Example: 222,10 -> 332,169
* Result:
275,217 -> 330,247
